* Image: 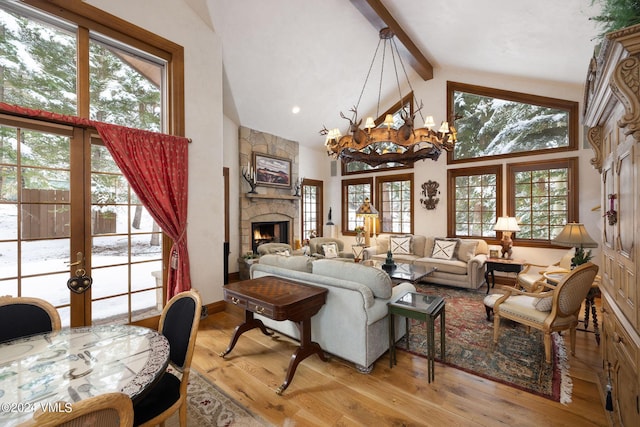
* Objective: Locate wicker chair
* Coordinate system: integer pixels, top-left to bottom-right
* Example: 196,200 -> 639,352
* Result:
493,262 -> 599,363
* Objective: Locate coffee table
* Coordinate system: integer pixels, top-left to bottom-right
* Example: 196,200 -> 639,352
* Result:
388,291 -> 445,383
385,262 -> 436,284
220,275 -> 328,394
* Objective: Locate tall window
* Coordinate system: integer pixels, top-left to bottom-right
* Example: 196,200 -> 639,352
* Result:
447,81 -> 578,163
0,1 -> 183,326
508,158 -> 578,245
301,179 -> 323,241
448,166 -> 502,238
341,177 -> 372,235
377,173 -> 413,234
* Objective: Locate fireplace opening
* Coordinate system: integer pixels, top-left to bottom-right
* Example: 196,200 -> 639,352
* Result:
251,221 -> 289,254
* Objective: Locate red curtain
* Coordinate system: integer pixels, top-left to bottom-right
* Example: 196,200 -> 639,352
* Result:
0,102 -> 191,299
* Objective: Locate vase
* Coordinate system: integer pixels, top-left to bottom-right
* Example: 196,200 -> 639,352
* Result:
356,232 -> 364,245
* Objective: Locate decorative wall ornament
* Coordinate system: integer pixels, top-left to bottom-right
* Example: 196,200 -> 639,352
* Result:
420,180 -> 440,210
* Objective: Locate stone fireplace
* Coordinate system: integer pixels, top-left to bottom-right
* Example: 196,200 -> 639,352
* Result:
251,220 -> 289,253
239,127 -> 300,256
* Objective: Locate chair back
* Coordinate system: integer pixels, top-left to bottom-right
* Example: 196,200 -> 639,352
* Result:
22,392 -> 133,427
159,290 -> 202,370
309,237 -> 345,255
0,296 -> 61,343
552,262 -> 599,318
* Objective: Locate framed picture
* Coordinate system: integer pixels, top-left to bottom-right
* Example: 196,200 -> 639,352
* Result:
253,152 -> 291,188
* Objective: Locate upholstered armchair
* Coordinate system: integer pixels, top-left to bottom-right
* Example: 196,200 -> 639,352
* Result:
516,249 -> 574,293
308,237 -> 354,261
493,262 -> 599,363
256,242 -> 293,256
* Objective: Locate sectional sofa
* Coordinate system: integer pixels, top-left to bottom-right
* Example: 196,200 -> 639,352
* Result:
249,254 -> 415,373
363,235 -> 489,290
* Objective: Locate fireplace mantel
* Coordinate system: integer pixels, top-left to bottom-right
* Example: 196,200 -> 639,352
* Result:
246,193 -> 299,202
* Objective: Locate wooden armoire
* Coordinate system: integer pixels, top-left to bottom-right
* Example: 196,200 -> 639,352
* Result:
583,24 -> 640,426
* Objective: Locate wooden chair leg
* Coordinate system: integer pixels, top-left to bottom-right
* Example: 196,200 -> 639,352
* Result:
493,315 -> 500,343
544,333 -> 552,364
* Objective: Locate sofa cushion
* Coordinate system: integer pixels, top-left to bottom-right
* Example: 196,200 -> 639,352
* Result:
390,235 -> 412,255
414,257 -> 468,275
257,254 -> 314,273
431,238 -> 459,260
456,239 -> 479,262
313,259 -> 392,299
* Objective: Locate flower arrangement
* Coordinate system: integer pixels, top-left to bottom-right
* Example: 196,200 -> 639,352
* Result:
354,226 -> 366,234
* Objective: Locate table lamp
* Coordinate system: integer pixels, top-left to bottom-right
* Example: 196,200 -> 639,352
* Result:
551,222 -> 598,268
493,217 -> 520,259
356,198 -> 379,246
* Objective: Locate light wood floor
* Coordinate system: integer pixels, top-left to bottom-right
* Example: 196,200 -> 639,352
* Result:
192,300 -> 611,427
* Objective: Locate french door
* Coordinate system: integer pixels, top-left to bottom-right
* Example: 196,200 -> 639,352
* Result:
0,117 -> 163,326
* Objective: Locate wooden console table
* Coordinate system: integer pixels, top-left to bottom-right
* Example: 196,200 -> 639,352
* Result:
484,258 -> 525,294
220,276 -> 328,394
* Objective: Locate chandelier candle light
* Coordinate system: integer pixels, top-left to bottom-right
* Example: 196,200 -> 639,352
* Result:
493,217 -> 520,259
321,28 -> 456,167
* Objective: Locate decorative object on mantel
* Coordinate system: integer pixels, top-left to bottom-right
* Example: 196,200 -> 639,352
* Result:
241,161 -> 258,194
493,217 -> 520,259
320,27 -> 456,167
589,0 -> 640,39
420,180 -> 440,210
292,177 -> 303,197
551,222 -> 598,268
604,193 -> 617,225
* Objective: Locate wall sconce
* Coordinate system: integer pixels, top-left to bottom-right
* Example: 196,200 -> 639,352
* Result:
420,180 -> 440,210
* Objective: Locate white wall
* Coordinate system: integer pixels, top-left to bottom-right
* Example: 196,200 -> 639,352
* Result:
88,0 -> 225,304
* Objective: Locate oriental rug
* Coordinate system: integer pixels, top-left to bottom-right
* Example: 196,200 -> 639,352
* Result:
165,369 -> 270,426
397,284 -> 572,404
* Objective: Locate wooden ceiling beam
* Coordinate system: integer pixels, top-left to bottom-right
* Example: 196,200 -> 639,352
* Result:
350,0 -> 433,81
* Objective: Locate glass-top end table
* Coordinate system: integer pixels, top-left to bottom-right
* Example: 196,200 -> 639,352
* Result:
392,291 -> 444,314
373,261 -> 436,285
388,291 -> 445,383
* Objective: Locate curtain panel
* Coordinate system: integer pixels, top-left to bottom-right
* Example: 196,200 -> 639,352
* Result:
0,102 -> 191,299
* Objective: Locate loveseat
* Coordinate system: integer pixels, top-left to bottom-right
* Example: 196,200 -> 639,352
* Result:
363,235 -> 489,290
249,254 -> 415,372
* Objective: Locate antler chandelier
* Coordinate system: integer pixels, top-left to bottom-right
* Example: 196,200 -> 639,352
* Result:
321,28 -> 456,167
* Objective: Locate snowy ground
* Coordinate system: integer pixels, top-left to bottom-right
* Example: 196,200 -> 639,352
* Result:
0,203 -> 163,326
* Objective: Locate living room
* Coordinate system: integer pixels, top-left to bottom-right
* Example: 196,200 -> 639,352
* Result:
1,0 -> 635,426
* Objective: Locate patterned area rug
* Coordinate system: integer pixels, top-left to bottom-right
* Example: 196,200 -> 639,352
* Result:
165,369 -> 270,426
399,284 -> 572,403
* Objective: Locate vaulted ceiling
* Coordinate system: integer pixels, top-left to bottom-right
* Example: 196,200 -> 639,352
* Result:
202,0 -> 602,148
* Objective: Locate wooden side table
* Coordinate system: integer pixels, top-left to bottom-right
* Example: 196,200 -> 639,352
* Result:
484,258 -> 525,294
220,276 -> 328,394
352,244 -> 366,262
388,291 -> 445,383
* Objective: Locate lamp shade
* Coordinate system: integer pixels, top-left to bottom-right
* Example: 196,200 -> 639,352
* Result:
493,217 -> 520,232
356,198 -> 379,217
552,223 -> 598,248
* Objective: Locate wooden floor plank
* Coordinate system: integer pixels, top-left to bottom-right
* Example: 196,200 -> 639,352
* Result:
191,300 -> 608,427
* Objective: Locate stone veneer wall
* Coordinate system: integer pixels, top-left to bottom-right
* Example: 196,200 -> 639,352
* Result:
239,126 -> 300,256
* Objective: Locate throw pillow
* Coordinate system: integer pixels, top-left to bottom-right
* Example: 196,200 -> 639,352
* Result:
456,240 -> 478,262
390,235 -> 412,255
533,296 -> 553,312
322,243 -> 338,259
431,238 -> 458,260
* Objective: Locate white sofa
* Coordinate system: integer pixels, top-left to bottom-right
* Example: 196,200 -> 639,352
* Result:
363,235 -> 489,290
249,255 -> 415,373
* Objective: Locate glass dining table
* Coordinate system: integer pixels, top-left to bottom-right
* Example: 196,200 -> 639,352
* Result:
0,324 -> 170,426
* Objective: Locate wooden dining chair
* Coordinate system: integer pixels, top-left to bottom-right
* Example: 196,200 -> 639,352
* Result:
19,392 -> 134,427
0,295 -> 61,343
133,289 -> 202,427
